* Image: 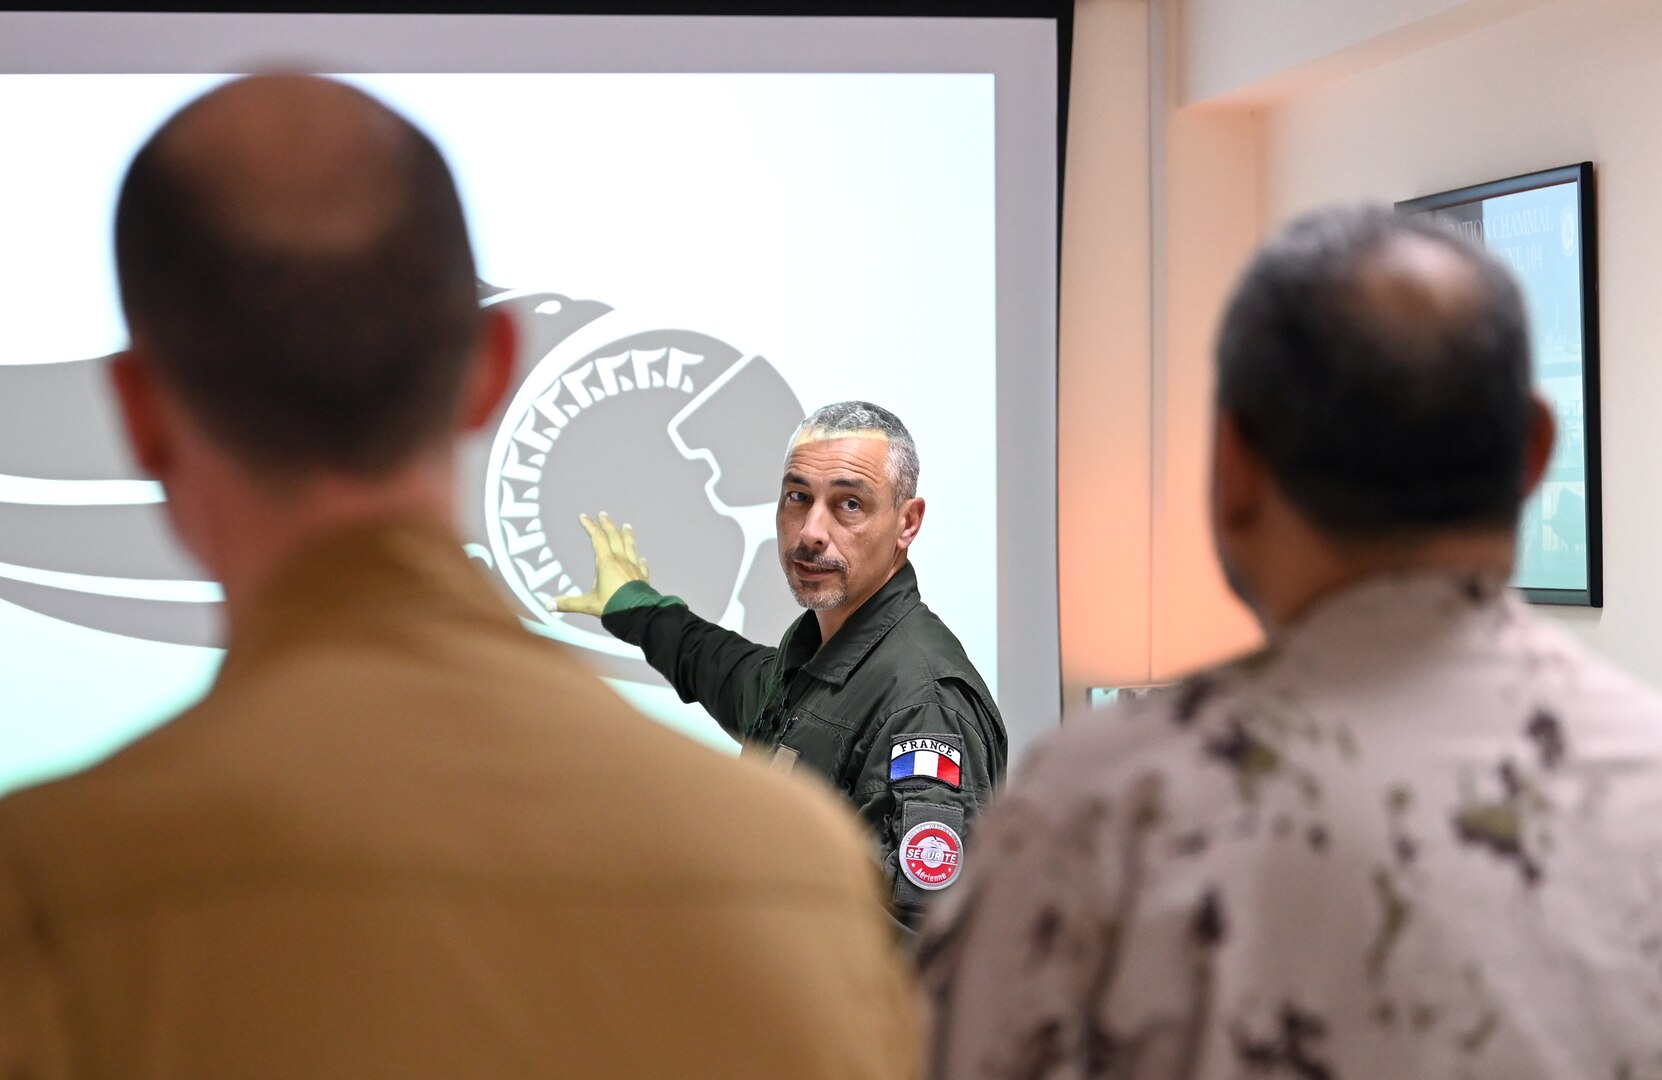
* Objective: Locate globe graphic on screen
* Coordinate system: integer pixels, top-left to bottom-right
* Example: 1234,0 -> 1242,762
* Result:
467,286 -> 808,684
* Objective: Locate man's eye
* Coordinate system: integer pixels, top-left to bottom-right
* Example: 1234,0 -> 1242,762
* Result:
840,498 -> 861,512
785,491 -> 808,503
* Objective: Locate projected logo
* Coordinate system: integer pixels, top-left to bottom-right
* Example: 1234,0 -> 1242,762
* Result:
468,286 -> 806,682
0,285 -> 807,685
0,357 -> 220,648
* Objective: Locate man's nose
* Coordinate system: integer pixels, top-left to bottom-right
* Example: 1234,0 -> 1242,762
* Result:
798,501 -> 832,549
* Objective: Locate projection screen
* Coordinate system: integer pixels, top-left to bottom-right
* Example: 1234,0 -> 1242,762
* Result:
0,9 -> 1061,796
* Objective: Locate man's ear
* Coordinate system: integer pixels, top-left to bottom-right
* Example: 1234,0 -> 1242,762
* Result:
896,496 -> 926,552
462,306 -> 518,432
107,349 -> 172,478
1521,394 -> 1557,497
1212,410 -> 1266,534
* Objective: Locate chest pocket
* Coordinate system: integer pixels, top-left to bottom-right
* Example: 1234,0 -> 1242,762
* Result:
775,709 -> 855,788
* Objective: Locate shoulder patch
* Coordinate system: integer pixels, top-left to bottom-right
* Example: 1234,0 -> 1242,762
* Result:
890,733 -> 963,789
900,820 -> 963,890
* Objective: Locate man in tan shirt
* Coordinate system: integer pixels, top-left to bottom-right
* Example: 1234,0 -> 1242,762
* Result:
0,74 -> 917,1079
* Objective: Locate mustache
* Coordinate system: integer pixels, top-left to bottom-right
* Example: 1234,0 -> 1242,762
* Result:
785,547 -> 846,572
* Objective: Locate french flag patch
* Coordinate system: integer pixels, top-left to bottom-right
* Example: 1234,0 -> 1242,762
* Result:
890,736 -> 963,789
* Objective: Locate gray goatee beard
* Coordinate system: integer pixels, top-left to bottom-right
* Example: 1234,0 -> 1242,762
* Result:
782,546 -> 848,611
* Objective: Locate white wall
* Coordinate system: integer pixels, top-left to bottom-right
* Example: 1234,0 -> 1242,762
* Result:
1150,0 -> 1264,678
1058,0 -> 1265,701
1056,0 -> 1157,718
1059,0 -> 1267,693
1180,0 -> 1552,106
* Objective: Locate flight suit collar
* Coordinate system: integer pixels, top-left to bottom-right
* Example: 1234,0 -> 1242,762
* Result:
778,561 -> 922,689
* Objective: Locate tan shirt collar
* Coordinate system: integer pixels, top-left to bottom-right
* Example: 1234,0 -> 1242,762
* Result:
217,518 -> 518,686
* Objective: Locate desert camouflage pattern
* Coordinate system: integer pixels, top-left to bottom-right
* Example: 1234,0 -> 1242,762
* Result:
920,571 -> 1662,1079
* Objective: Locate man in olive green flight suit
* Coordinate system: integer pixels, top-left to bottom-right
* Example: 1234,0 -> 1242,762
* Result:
559,401 -> 1006,926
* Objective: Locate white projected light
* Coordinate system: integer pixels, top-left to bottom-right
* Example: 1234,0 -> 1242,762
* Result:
0,13 -> 1059,795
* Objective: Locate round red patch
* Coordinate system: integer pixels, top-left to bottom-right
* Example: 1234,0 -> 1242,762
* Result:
900,820 -> 963,891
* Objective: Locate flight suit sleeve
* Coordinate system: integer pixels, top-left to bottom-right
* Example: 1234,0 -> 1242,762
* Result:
599,580 -> 777,741
0,847 -> 70,1080
849,697 -> 1001,927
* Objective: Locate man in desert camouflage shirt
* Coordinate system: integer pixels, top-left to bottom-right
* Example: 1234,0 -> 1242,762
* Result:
919,205 -> 1662,1079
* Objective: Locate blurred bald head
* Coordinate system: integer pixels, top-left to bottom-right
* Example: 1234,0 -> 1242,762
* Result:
115,75 -> 482,476
1216,205 -> 1535,536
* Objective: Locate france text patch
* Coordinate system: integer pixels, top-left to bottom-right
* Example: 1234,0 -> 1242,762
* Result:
890,735 -> 963,788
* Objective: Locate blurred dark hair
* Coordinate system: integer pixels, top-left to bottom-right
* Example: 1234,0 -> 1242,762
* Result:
1216,204 -> 1535,536
114,87 -> 481,476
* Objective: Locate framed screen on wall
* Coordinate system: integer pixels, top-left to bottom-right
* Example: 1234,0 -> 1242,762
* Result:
1398,162 -> 1602,607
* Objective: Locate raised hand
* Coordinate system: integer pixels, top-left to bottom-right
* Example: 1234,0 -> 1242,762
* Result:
552,512 -> 651,617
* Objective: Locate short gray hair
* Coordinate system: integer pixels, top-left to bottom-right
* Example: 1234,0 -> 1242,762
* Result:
787,400 -> 920,506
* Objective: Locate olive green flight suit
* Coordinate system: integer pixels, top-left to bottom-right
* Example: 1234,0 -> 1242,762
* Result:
602,561 -> 1007,924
